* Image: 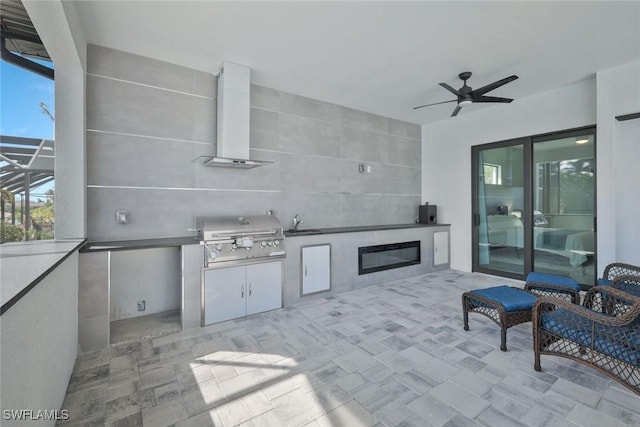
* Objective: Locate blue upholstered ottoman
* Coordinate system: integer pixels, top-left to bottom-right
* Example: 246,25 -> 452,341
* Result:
462,285 -> 538,351
524,272 -> 581,304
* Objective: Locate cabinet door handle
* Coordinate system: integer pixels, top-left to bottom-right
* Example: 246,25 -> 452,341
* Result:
304,265 -> 308,277
241,284 -> 244,298
249,283 -> 252,296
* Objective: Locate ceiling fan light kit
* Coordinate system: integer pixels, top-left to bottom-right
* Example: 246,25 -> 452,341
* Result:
414,71 -> 519,117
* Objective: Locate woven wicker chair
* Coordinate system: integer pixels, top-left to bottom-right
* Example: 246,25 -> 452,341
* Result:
598,263 -> 640,298
598,261 -> 640,285
602,263 -> 640,282
533,276 -> 640,395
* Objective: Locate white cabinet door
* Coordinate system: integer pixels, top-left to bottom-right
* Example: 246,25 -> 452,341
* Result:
203,266 -> 246,325
434,231 -> 449,266
301,245 -> 331,295
246,261 -> 282,316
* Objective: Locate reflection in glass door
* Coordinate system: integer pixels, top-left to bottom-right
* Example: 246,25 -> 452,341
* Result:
472,127 -> 596,286
473,142 -> 525,276
533,132 -> 596,285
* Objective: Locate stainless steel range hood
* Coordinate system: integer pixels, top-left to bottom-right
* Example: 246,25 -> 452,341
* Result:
204,62 -> 272,169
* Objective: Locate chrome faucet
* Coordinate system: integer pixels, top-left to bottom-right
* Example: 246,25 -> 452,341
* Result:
292,214 -> 304,231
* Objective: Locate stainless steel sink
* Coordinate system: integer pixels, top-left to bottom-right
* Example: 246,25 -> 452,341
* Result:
285,228 -> 323,236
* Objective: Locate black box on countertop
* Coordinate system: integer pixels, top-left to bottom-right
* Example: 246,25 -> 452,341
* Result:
419,204 -> 437,224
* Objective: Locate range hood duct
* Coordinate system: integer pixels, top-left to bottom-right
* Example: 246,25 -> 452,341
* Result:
204,62 -> 271,169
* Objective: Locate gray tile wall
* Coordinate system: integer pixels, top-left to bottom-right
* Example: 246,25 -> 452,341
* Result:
78,251 -> 109,351
86,44 -> 421,241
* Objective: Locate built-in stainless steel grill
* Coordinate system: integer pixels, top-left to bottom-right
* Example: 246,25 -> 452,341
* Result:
197,215 -> 285,267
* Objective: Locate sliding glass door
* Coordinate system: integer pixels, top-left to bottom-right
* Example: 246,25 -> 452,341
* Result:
472,141 -> 526,277
532,131 -> 596,284
472,127 -> 596,285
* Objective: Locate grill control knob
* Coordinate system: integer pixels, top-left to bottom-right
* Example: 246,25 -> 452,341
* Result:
231,243 -> 237,251
260,241 -> 267,248
215,244 -> 222,252
273,240 -> 280,247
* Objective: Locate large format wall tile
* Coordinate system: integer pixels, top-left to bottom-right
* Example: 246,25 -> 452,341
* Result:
250,84 -> 280,111
279,91 -> 342,123
339,126 -> 389,164
86,131 -> 198,188
278,113 -> 341,157
86,46 -> 421,240
87,44 -> 214,97
278,192 -> 346,229
388,136 -> 421,168
340,194 -> 390,226
388,117 -> 421,139
87,75 -> 214,142
279,153 -> 343,193
340,106 -> 389,134
87,187 -> 197,241
249,108 -> 279,151
384,165 -> 421,195
194,190 -> 282,219
385,195 -> 422,224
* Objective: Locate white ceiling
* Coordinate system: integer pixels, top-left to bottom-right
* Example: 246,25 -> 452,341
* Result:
71,1 -> 640,125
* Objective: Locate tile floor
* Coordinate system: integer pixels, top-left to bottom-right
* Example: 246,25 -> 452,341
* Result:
58,270 -> 640,426
110,309 -> 181,344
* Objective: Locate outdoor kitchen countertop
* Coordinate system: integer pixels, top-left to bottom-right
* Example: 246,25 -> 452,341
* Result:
80,236 -> 200,252
284,223 -> 449,237
80,223 -> 451,250
1,239 -> 86,314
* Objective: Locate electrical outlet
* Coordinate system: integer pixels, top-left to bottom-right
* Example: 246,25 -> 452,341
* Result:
137,300 -> 146,312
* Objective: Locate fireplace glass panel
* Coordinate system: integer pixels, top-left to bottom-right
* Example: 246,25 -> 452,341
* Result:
358,241 -> 420,275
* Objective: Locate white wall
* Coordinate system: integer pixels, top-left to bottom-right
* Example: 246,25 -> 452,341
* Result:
0,254 -> 79,427
596,61 -> 640,268
421,78 -> 596,272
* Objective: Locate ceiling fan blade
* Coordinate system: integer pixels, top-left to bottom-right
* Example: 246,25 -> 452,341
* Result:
471,75 -> 518,96
472,95 -> 514,103
413,99 -> 457,110
439,82 -> 461,96
451,104 -> 462,117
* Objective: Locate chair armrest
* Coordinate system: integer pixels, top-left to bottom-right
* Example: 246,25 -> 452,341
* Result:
583,285 -> 640,317
525,280 -> 580,304
534,289 -> 640,328
604,263 -> 640,281
611,275 -> 640,297
584,284 -> 640,309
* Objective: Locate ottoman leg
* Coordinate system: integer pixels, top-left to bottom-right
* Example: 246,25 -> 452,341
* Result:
500,327 -> 507,352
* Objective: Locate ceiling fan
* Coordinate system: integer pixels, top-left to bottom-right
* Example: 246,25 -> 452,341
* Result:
413,72 -> 519,117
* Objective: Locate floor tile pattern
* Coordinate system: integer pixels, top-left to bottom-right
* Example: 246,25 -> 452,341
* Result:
58,270 -> 640,426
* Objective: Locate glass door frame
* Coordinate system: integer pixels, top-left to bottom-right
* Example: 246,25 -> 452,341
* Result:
471,137 -> 532,280
471,125 -> 597,285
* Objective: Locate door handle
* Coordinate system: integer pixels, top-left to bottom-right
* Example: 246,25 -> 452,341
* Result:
249,283 -> 252,296
304,265 -> 308,277
241,284 -> 244,298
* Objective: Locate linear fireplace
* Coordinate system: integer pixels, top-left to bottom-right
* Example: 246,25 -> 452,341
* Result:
358,241 -> 421,275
